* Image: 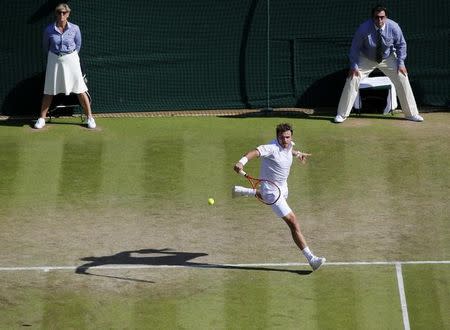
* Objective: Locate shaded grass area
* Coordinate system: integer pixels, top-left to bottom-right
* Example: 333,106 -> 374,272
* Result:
0,266 -> 407,329
0,113 -> 449,328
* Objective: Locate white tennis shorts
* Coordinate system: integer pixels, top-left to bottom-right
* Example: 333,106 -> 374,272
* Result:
271,195 -> 292,218
261,183 -> 292,218
44,51 -> 88,95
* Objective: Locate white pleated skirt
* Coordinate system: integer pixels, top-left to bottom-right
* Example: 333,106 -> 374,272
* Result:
44,51 -> 88,95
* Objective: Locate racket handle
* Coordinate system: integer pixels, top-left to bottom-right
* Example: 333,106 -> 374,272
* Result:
238,169 -> 247,177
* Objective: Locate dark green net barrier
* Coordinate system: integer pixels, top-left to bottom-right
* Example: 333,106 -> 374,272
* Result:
1,0 -> 449,115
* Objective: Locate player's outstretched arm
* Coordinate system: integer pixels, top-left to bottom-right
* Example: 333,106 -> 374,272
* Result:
233,149 -> 260,173
293,150 -> 311,164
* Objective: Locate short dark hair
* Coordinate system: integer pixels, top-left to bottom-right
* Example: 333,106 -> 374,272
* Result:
371,4 -> 388,17
276,123 -> 293,136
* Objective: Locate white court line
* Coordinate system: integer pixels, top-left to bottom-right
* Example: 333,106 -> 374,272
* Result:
396,262 -> 411,330
0,260 -> 449,272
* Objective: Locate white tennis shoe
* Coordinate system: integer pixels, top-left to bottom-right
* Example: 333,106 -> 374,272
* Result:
86,116 -> 96,129
334,115 -> 346,123
232,186 -> 246,198
34,117 -> 46,129
406,114 -> 424,122
309,256 -> 326,271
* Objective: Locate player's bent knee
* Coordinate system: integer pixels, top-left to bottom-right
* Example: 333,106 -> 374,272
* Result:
282,212 -> 298,227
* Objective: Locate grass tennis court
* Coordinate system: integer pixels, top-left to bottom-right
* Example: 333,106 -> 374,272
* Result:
0,112 -> 449,329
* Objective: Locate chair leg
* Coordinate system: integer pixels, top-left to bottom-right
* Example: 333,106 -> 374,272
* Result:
79,105 -> 84,122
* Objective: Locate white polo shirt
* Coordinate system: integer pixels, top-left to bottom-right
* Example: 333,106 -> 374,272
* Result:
257,139 -> 295,186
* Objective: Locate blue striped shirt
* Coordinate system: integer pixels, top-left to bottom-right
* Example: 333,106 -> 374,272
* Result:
43,22 -> 82,55
349,18 -> 407,69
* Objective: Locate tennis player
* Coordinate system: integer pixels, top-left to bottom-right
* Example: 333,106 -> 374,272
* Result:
233,123 -> 326,271
34,3 -> 96,129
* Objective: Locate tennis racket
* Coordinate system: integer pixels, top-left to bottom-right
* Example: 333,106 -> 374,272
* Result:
239,170 -> 281,205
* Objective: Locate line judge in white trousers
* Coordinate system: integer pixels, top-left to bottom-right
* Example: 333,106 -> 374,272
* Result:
335,4 -> 423,123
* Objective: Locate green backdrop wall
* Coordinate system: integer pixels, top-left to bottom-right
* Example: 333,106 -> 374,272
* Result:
1,0 -> 449,115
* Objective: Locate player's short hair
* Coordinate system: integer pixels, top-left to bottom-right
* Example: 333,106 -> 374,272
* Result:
371,4 -> 388,17
276,123 -> 293,136
55,3 -> 71,14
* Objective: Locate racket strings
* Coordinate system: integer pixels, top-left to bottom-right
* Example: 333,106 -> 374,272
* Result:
242,174 -> 281,205
258,181 -> 281,205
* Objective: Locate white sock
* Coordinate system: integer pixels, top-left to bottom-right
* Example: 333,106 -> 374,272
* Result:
302,246 -> 314,262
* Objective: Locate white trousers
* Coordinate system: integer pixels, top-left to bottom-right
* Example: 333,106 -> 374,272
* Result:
336,54 -> 419,118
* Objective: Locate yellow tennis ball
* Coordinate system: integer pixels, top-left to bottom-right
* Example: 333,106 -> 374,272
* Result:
208,198 -> 215,205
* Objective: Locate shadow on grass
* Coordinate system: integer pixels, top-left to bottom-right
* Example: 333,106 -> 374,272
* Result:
218,109 -> 333,121
0,118 -> 35,128
217,108 -> 412,123
75,248 -> 312,283
0,117 -> 88,130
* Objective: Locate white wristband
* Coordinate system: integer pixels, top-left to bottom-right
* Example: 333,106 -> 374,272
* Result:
238,156 -> 248,166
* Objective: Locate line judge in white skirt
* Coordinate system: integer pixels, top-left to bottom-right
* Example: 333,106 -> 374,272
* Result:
35,3 -> 96,129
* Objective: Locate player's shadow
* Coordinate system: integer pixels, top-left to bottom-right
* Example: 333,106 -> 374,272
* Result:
75,248 -> 311,282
